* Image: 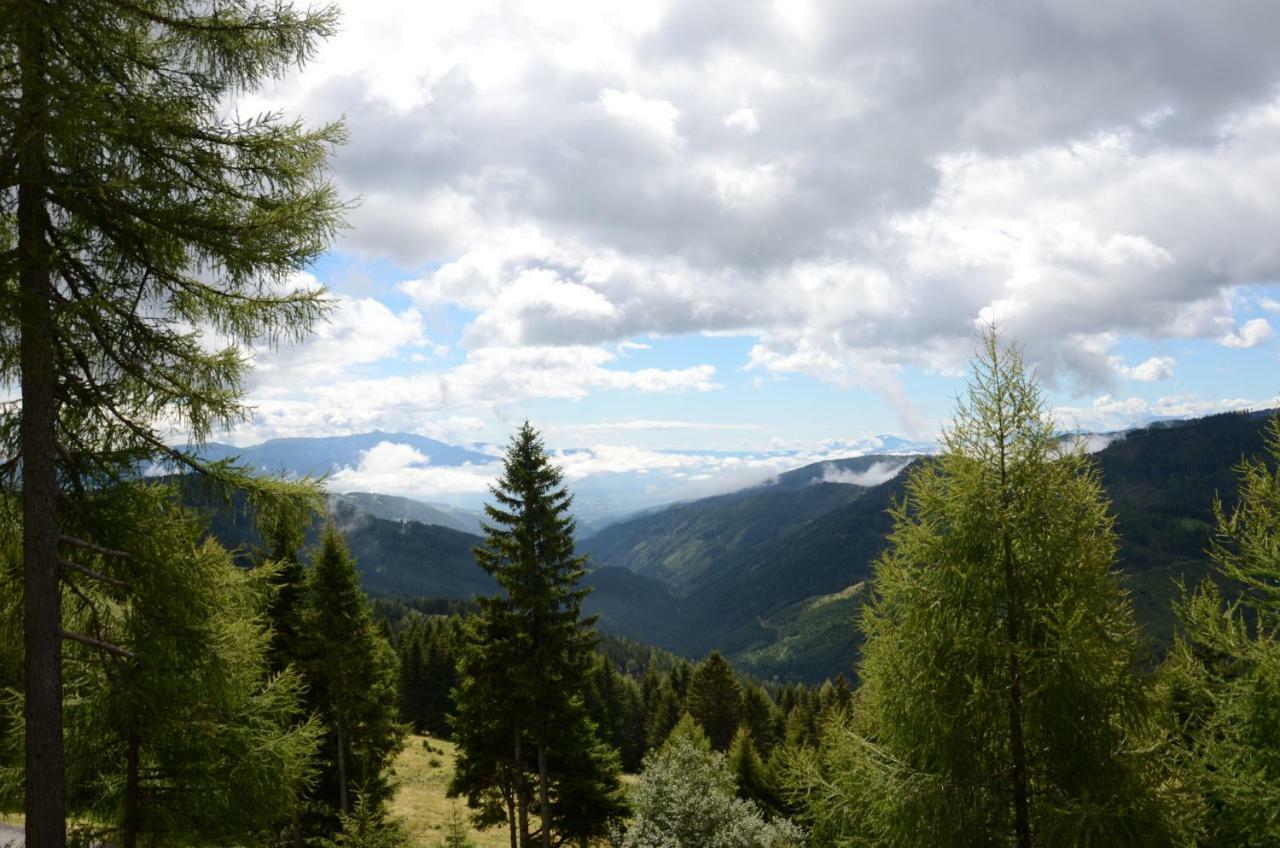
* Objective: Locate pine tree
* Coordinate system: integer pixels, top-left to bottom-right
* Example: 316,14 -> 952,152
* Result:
0,3 -> 343,844
451,423 -> 626,848
686,651 -> 743,751
790,329 -> 1175,845
1163,415 -> 1280,844
306,525 -> 406,824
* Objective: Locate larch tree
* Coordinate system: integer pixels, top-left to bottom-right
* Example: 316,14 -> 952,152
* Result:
0,2 -> 344,845
789,329 -> 1176,846
67,483 -> 322,847
450,422 -> 626,848
1163,414 -> 1280,844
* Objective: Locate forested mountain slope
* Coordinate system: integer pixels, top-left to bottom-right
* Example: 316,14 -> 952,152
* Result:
189,410 -> 1275,683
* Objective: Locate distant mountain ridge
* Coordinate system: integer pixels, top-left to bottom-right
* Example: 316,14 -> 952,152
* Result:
330,492 -> 486,535
193,431 -> 496,477
579,455 -> 911,595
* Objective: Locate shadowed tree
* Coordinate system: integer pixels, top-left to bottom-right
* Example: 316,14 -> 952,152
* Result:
450,423 -> 626,848
0,2 -> 344,844
686,651 -> 743,752
1163,414 -> 1280,844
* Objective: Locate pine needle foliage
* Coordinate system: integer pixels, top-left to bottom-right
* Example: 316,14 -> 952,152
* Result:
1163,415 -> 1280,845
305,524 -> 406,824
451,422 -> 626,847
790,329 -> 1176,846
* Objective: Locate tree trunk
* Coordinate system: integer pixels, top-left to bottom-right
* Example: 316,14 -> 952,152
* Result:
1003,530 -> 1032,848
513,728 -> 530,848
123,732 -> 140,848
537,745 -> 552,848
17,4 -> 65,846
503,773 -> 517,848
335,712 -> 349,815
291,784 -> 303,848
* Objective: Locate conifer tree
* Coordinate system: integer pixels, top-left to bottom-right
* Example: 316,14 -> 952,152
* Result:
451,423 -> 626,848
728,726 -> 781,814
790,329 -> 1174,846
1163,415 -> 1280,844
741,685 -> 781,755
687,651 -> 743,751
306,525 -> 406,823
0,3 -> 343,844
0,482 -> 322,846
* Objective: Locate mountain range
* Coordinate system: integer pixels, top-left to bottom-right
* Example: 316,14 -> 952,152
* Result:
194,432 -> 496,477
190,410 -> 1275,683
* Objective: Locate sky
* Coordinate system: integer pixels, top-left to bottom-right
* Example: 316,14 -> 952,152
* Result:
225,0 -> 1280,483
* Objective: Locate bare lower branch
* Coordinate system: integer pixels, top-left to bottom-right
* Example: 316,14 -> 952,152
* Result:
59,534 -> 132,559
60,629 -> 135,659
59,558 -> 130,589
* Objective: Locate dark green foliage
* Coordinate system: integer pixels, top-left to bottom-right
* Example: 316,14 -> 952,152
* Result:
1162,415 -> 1280,845
584,657 -> 648,772
0,1 -> 344,842
741,684 -> 782,756
728,727 -> 782,815
305,525 -> 406,821
581,480 -> 867,594
687,651 -> 744,751
396,616 -> 461,737
0,483 -> 323,844
450,423 -> 626,846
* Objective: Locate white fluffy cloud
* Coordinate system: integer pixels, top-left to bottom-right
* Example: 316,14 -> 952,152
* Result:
1054,394 -> 1280,433
249,292 -> 429,383
1111,355 -> 1175,382
233,1 -> 1280,432
1220,317 -> 1274,349
237,342 -> 719,443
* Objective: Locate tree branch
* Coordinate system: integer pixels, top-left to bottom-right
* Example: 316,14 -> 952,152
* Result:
60,558 -> 130,589
59,534 -> 131,559
60,629 -> 134,659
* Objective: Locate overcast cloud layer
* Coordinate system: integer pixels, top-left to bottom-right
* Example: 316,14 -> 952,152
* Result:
230,0 -> 1280,450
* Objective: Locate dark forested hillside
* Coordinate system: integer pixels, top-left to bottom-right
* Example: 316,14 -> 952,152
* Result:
582,411 -> 1276,681
188,411 -> 1276,683
331,491 -> 483,535
579,480 -> 868,594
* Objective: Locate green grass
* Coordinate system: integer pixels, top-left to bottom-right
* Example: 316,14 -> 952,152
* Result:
391,734 -> 508,848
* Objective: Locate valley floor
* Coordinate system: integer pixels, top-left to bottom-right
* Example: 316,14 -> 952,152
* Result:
392,735 -> 507,848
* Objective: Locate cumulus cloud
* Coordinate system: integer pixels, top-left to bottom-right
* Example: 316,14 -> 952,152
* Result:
237,344 -> 719,443
249,292 -> 429,382
232,1 -> 1280,432
1220,317 -> 1274,348
1054,393 -> 1280,433
328,442 -> 498,497
1111,355 -> 1175,381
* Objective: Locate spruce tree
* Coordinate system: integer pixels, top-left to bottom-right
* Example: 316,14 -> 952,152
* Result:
791,329 -> 1174,845
450,423 -> 626,848
305,525 -> 406,824
1163,415 -> 1280,844
686,651 -> 743,751
0,3 -> 343,844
